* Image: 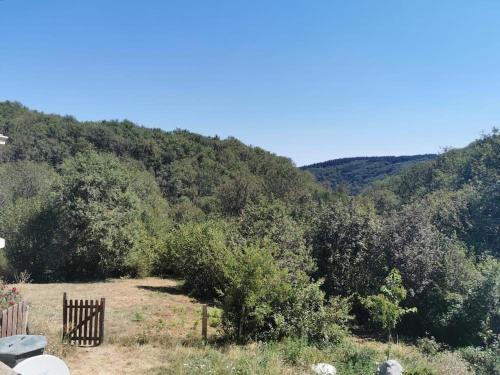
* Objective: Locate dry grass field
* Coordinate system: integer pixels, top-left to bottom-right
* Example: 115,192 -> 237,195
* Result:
12,278 -> 473,375
15,277 -> 211,375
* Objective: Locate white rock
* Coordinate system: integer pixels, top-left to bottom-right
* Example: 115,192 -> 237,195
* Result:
378,360 -> 404,375
311,363 -> 336,375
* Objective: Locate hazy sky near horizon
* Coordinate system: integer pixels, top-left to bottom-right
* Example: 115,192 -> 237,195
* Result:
1,1 -> 499,165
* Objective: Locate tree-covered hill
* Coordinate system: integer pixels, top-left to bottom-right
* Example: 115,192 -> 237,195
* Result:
366,130 -> 500,258
302,154 -> 437,194
0,102 -> 498,365
0,101 -> 324,218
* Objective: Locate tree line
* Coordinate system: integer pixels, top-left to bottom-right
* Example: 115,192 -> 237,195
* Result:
0,103 -> 498,367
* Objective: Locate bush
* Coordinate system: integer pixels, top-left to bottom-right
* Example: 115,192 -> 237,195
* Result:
279,336 -> 310,366
459,346 -> 500,375
431,351 -> 475,375
221,243 -> 292,341
0,283 -> 21,310
159,220 -> 236,299
284,281 -> 352,345
361,269 -> 416,342
221,243 -> 352,343
331,341 -> 378,375
448,257 -> 500,346
417,337 -> 442,357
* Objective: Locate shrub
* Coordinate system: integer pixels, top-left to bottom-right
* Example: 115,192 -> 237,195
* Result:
361,269 -> 416,343
280,336 -> 310,366
331,341 -> 378,375
221,243 -> 292,341
459,346 -> 500,375
208,307 -> 222,328
159,220 -> 235,299
417,337 -> 442,357
0,283 -> 21,310
447,257 -> 500,346
283,281 -> 352,345
221,244 -> 352,343
432,351 -> 474,375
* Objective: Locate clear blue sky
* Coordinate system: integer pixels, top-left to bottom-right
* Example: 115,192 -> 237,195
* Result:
1,0 -> 499,165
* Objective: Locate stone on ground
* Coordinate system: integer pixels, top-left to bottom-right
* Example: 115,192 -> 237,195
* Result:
378,360 -> 404,375
311,363 -> 336,375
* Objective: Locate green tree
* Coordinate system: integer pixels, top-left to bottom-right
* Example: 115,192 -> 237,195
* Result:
0,197 -> 62,280
53,151 -> 168,279
446,257 -> 500,346
362,269 -> 416,344
0,161 -> 57,206
308,198 -> 384,297
217,169 -> 262,216
239,199 -> 315,275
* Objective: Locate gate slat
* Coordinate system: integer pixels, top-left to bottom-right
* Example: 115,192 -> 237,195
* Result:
10,304 -> 16,336
78,299 -> 83,346
93,300 -> 99,345
88,300 -> 94,346
68,299 -> 73,338
16,302 -> 23,334
19,302 -> 25,334
84,300 -> 89,345
22,303 -> 29,335
74,300 -> 79,344
7,305 -> 14,336
1,309 -> 7,337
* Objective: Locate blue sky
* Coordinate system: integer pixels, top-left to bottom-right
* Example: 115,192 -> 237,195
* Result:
1,0 -> 499,165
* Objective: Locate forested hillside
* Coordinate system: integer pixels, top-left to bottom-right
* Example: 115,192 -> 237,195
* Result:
0,102 -> 498,374
366,130 -> 500,257
0,101 -> 324,217
302,155 -> 437,194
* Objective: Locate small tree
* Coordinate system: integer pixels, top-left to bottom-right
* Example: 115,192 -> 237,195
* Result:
362,269 -> 416,354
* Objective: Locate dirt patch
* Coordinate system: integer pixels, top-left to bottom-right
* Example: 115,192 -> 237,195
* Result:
15,278 -> 209,375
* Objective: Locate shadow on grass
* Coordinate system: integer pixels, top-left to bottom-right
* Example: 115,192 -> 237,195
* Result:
137,284 -> 186,296
137,281 -> 215,306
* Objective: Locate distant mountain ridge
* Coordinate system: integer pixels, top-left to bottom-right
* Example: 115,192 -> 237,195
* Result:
301,154 -> 437,194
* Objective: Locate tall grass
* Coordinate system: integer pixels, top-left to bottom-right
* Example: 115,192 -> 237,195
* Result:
147,337 -> 472,375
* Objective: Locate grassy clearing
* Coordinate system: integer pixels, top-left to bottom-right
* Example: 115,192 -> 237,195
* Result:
14,278 -> 472,375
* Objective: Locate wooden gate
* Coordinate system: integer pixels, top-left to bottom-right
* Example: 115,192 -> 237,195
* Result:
0,301 -> 29,338
62,293 -> 105,346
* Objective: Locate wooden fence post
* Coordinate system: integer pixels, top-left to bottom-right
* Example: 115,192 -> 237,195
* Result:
201,304 -> 208,341
99,297 -> 105,344
62,292 -> 67,341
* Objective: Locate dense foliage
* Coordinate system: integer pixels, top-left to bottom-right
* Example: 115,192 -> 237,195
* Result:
0,101 -> 322,218
302,155 -> 436,194
0,101 -> 498,370
363,131 -> 500,349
